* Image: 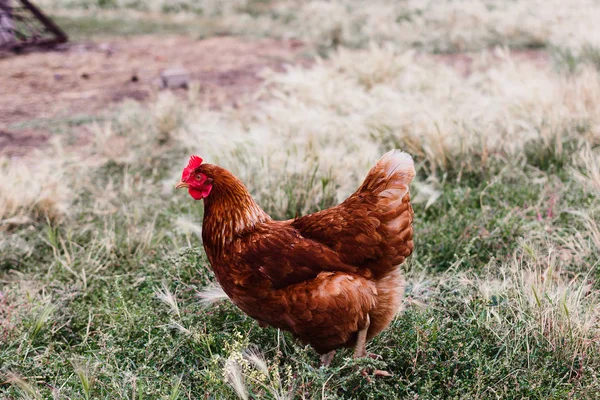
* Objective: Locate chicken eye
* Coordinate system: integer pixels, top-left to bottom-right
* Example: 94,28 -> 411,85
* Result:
195,174 -> 202,180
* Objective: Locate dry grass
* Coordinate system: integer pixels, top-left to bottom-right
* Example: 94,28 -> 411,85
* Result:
465,239 -> 599,363
173,46 -> 599,215
572,145 -> 600,194
39,0 -> 600,53
0,150 -> 74,227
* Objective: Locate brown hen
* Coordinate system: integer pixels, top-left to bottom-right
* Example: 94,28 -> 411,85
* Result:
176,150 -> 415,367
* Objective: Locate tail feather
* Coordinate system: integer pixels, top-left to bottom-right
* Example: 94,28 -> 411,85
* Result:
354,150 -> 415,276
291,149 -> 415,277
359,150 -> 415,204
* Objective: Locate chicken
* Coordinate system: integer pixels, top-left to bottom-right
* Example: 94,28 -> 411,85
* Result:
176,150 -> 415,370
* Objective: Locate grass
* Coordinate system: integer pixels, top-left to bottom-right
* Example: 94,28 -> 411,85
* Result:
50,12 -> 220,40
2,1 -> 600,398
36,0 -> 600,56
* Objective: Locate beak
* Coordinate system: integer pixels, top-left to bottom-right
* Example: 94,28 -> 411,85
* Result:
175,181 -> 189,190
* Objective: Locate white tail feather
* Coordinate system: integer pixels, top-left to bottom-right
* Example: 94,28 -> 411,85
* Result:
356,150 -> 415,209
378,150 -> 415,182
372,150 -> 415,231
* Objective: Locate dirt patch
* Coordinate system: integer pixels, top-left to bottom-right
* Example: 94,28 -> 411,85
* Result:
0,35 -> 307,128
0,129 -> 50,158
0,35 -> 307,157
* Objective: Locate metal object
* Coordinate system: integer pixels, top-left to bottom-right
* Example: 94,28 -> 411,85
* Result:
0,0 -> 67,52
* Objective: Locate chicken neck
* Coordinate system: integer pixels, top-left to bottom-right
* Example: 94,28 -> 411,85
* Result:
201,169 -> 271,252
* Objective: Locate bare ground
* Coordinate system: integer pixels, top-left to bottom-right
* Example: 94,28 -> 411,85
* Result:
0,35 -> 307,156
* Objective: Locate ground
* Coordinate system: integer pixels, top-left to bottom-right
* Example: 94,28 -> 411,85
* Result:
1,35 -> 306,156
1,1 -> 599,399
0,36 -> 548,157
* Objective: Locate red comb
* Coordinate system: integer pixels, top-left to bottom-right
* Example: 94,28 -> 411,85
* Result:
182,155 -> 203,181
187,155 -> 203,170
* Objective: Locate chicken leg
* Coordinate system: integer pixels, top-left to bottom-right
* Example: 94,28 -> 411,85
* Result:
353,314 -> 370,358
354,314 -> 393,379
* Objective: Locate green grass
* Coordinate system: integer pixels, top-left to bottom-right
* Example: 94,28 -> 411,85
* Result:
50,14 -> 221,40
1,128 -> 599,397
9,113 -> 104,134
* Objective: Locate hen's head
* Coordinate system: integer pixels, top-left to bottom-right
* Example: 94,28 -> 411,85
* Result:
176,155 -> 213,200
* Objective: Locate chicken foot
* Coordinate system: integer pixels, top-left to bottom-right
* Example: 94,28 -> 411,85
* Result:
320,350 -> 336,367
319,315 -> 371,368
320,313 -> 374,367
354,315 -> 393,380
